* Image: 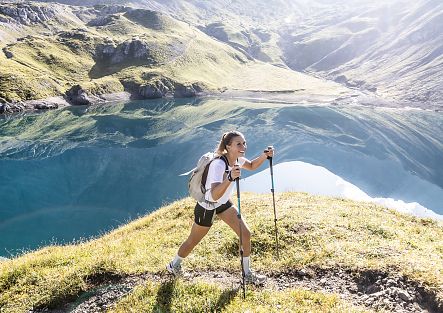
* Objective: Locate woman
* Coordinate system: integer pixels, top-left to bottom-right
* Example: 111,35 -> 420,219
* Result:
167,130 -> 274,285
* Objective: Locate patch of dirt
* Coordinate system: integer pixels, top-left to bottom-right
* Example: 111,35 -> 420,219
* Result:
32,267 -> 442,313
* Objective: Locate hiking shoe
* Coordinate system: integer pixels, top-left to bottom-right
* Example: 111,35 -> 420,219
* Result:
244,270 -> 266,285
166,262 -> 185,277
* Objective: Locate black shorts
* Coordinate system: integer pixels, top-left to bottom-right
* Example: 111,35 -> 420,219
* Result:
194,200 -> 233,227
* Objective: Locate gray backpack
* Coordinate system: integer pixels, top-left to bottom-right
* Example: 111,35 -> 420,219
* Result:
181,153 -> 229,203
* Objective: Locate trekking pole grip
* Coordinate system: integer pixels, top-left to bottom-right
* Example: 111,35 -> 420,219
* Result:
265,146 -> 274,161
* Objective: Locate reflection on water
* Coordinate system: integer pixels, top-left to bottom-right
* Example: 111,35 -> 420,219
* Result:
1,98 -> 442,256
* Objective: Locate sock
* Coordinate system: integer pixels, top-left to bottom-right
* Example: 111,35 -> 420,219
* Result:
172,254 -> 183,267
242,256 -> 250,274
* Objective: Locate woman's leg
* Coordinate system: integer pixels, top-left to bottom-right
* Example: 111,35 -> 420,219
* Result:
218,206 -> 266,284
177,223 -> 211,257
217,206 -> 251,256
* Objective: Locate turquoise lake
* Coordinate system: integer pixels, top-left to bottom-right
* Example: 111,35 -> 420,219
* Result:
0,98 -> 442,257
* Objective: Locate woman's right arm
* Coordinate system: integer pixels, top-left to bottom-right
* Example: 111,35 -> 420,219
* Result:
208,163 -> 241,201
210,179 -> 232,201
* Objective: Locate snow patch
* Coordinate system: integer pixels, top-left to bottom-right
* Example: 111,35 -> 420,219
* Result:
241,161 -> 443,220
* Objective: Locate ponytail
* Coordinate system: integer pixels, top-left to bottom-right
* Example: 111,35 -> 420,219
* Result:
214,130 -> 244,156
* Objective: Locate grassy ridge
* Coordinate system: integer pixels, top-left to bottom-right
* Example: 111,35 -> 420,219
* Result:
0,192 -> 442,312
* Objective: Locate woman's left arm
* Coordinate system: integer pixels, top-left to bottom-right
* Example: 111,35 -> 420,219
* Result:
242,147 -> 274,171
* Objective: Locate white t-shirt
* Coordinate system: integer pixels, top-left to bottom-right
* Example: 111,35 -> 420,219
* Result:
198,156 -> 247,210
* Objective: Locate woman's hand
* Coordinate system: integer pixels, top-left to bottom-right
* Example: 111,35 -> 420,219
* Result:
264,145 -> 275,158
229,164 -> 241,180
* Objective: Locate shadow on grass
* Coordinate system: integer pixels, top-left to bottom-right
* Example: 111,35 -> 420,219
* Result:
153,279 -> 238,312
153,279 -> 176,312
214,287 -> 238,311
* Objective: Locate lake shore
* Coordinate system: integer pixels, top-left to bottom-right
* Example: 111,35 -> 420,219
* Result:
2,87 -> 441,117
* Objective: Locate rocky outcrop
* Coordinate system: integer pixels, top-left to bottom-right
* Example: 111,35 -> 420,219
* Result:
65,85 -> 93,105
87,14 -> 120,27
65,85 -> 106,106
57,29 -> 90,40
0,99 -> 59,114
71,5 -> 129,24
0,103 -> 14,114
34,102 -> 58,110
123,77 -> 205,99
0,101 -> 28,114
174,84 -> 199,98
2,47 -> 13,59
0,3 -> 56,25
93,5 -> 130,15
95,39 -> 156,66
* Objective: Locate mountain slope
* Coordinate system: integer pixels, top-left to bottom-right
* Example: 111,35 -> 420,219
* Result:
33,0 -> 442,107
280,0 -> 443,105
0,1 -> 351,109
3,0 -> 442,108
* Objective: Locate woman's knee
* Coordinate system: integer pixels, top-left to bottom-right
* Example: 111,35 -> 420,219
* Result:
242,226 -> 251,241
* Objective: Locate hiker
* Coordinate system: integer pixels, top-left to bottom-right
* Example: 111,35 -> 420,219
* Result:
167,130 -> 274,285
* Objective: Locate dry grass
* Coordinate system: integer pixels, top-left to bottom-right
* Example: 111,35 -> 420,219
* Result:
0,192 -> 442,312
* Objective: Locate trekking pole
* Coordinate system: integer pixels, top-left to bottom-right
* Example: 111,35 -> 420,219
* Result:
236,176 -> 246,299
266,146 -> 280,259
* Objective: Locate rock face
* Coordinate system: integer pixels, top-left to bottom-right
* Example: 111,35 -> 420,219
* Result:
123,78 -> 204,99
93,5 -> 129,15
65,85 -> 92,105
95,39 -> 155,66
0,3 -> 56,25
86,14 -> 120,27
0,101 -> 29,113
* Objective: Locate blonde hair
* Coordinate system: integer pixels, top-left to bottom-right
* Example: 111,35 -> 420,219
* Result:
215,130 -> 244,156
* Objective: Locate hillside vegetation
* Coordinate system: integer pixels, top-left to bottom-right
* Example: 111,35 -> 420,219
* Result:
0,2 -> 350,107
0,192 -> 442,312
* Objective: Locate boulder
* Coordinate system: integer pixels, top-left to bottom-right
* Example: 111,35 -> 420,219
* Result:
0,103 -> 9,114
174,85 -> 196,98
0,102 -> 25,114
34,102 -> 58,110
398,290 -> 413,302
65,85 -> 91,105
2,48 -> 13,59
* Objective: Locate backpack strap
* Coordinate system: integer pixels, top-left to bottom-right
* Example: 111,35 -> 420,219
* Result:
201,155 -> 230,187
219,154 -> 230,173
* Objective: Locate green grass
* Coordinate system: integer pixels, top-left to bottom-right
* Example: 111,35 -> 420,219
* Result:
0,4 -> 352,103
111,280 -> 369,313
0,192 -> 442,312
